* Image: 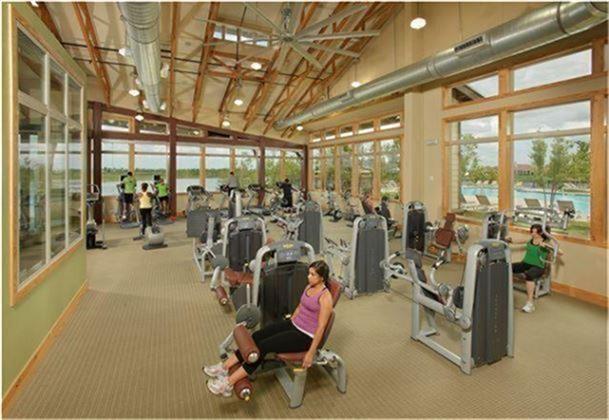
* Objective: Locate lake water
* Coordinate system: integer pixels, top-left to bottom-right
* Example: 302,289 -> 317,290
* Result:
461,186 -> 590,220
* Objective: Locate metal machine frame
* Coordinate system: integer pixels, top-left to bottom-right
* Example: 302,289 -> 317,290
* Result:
408,241 -> 514,374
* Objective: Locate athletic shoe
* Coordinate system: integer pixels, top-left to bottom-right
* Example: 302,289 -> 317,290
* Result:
206,376 -> 233,397
522,301 -> 535,313
203,362 -> 228,378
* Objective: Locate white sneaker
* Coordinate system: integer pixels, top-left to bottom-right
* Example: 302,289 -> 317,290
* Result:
203,362 -> 228,378
206,376 -> 233,397
522,301 -> 535,313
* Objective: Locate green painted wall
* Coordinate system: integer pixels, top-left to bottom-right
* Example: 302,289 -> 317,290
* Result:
2,3 -> 87,396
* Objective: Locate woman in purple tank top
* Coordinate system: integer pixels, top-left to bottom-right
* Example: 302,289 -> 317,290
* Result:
205,260 -> 334,398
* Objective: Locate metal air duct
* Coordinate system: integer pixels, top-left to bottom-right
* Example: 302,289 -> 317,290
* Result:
275,2 -> 607,129
118,2 -> 163,112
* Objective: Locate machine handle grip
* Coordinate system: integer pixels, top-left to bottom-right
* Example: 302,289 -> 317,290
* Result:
234,324 -> 260,364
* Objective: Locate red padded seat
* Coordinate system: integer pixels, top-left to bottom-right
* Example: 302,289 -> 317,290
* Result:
224,268 -> 253,287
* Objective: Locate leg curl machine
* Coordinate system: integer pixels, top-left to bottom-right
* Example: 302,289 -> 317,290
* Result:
215,242 -> 346,407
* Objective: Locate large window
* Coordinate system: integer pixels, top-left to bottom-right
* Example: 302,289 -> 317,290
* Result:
311,149 -> 322,190
177,144 -> 201,193
448,115 -> 499,217
15,27 -> 84,290
450,74 -> 499,105
101,140 -> 129,196
205,147 -> 230,191
265,149 -> 281,187
284,150 -> 303,188
234,148 -> 259,187
356,142 -> 374,195
134,143 -> 168,186
510,101 -> 591,237
323,147 -> 335,191
513,49 -> 592,91
379,139 -> 401,199
338,145 -> 353,194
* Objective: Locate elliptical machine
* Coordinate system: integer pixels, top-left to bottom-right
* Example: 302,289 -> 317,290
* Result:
324,188 -> 342,222
86,184 -> 107,250
116,176 -> 140,229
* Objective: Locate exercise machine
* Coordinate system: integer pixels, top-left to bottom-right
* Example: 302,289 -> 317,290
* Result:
481,211 -> 509,241
214,243 -> 346,408
85,184 -> 107,250
209,215 -> 267,306
384,240 -> 514,374
186,185 -> 212,214
151,175 -> 174,225
513,216 -> 559,299
402,201 -> 434,255
189,207 -> 223,281
116,176 -> 140,229
324,189 -> 342,222
324,214 -> 389,299
243,184 -> 271,217
142,225 -> 168,250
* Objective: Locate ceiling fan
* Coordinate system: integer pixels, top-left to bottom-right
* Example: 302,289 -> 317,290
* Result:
199,3 -> 380,72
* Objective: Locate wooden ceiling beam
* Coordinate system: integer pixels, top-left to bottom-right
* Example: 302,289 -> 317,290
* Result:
283,3 -> 396,137
33,2 -> 62,42
169,3 -> 179,117
212,50 -> 272,64
192,2 -> 220,122
73,2 -> 111,104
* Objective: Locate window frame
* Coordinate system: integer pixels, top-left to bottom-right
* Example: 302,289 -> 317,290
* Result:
443,91 -> 606,247
9,14 -> 86,306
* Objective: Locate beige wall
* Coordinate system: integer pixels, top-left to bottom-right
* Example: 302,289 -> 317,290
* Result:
310,3 -> 608,298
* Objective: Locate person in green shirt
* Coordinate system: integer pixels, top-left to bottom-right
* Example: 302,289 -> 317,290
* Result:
122,171 -> 137,221
510,224 -> 560,313
156,177 -> 170,216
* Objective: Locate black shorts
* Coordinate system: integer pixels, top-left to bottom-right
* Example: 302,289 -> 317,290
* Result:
513,262 -> 545,281
124,193 -> 134,204
159,196 -> 169,202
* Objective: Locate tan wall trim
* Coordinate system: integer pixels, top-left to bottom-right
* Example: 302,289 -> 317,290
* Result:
2,280 -> 89,414
552,282 -> 608,308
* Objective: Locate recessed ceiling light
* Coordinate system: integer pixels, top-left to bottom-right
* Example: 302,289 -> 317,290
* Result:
233,98 -> 244,106
410,17 -> 426,30
135,114 -> 144,122
193,130 -> 200,135
160,101 -> 167,111
351,81 -> 361,88
128,89 -> 140,97
142,100 -> 149,109
222,120 -> 231,128
118,47 -> 129,57
30,1 -> 39,7
296,125 -> 304,131
250,62 -> 262,71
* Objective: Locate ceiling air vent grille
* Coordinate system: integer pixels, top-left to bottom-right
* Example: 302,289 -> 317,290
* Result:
454,34 -> 489,55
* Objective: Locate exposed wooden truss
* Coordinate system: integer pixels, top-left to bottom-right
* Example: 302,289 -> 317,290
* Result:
261,2 -> 360,135
283,3 -> 397,137
73,2 -> 111,104
31,2 -> 62,42
169,3 -> 180,117
192,2 -> 220,122
242,2 -> 321,132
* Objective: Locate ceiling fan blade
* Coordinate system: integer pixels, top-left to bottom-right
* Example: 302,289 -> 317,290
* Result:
243,2 -> 285,35
298,41 -> 360,58
299,30 -> 381,42
273,44 -> 289,73
295,4 -> 367,38
289,41 -> 323,70
287,2 -> 303,35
